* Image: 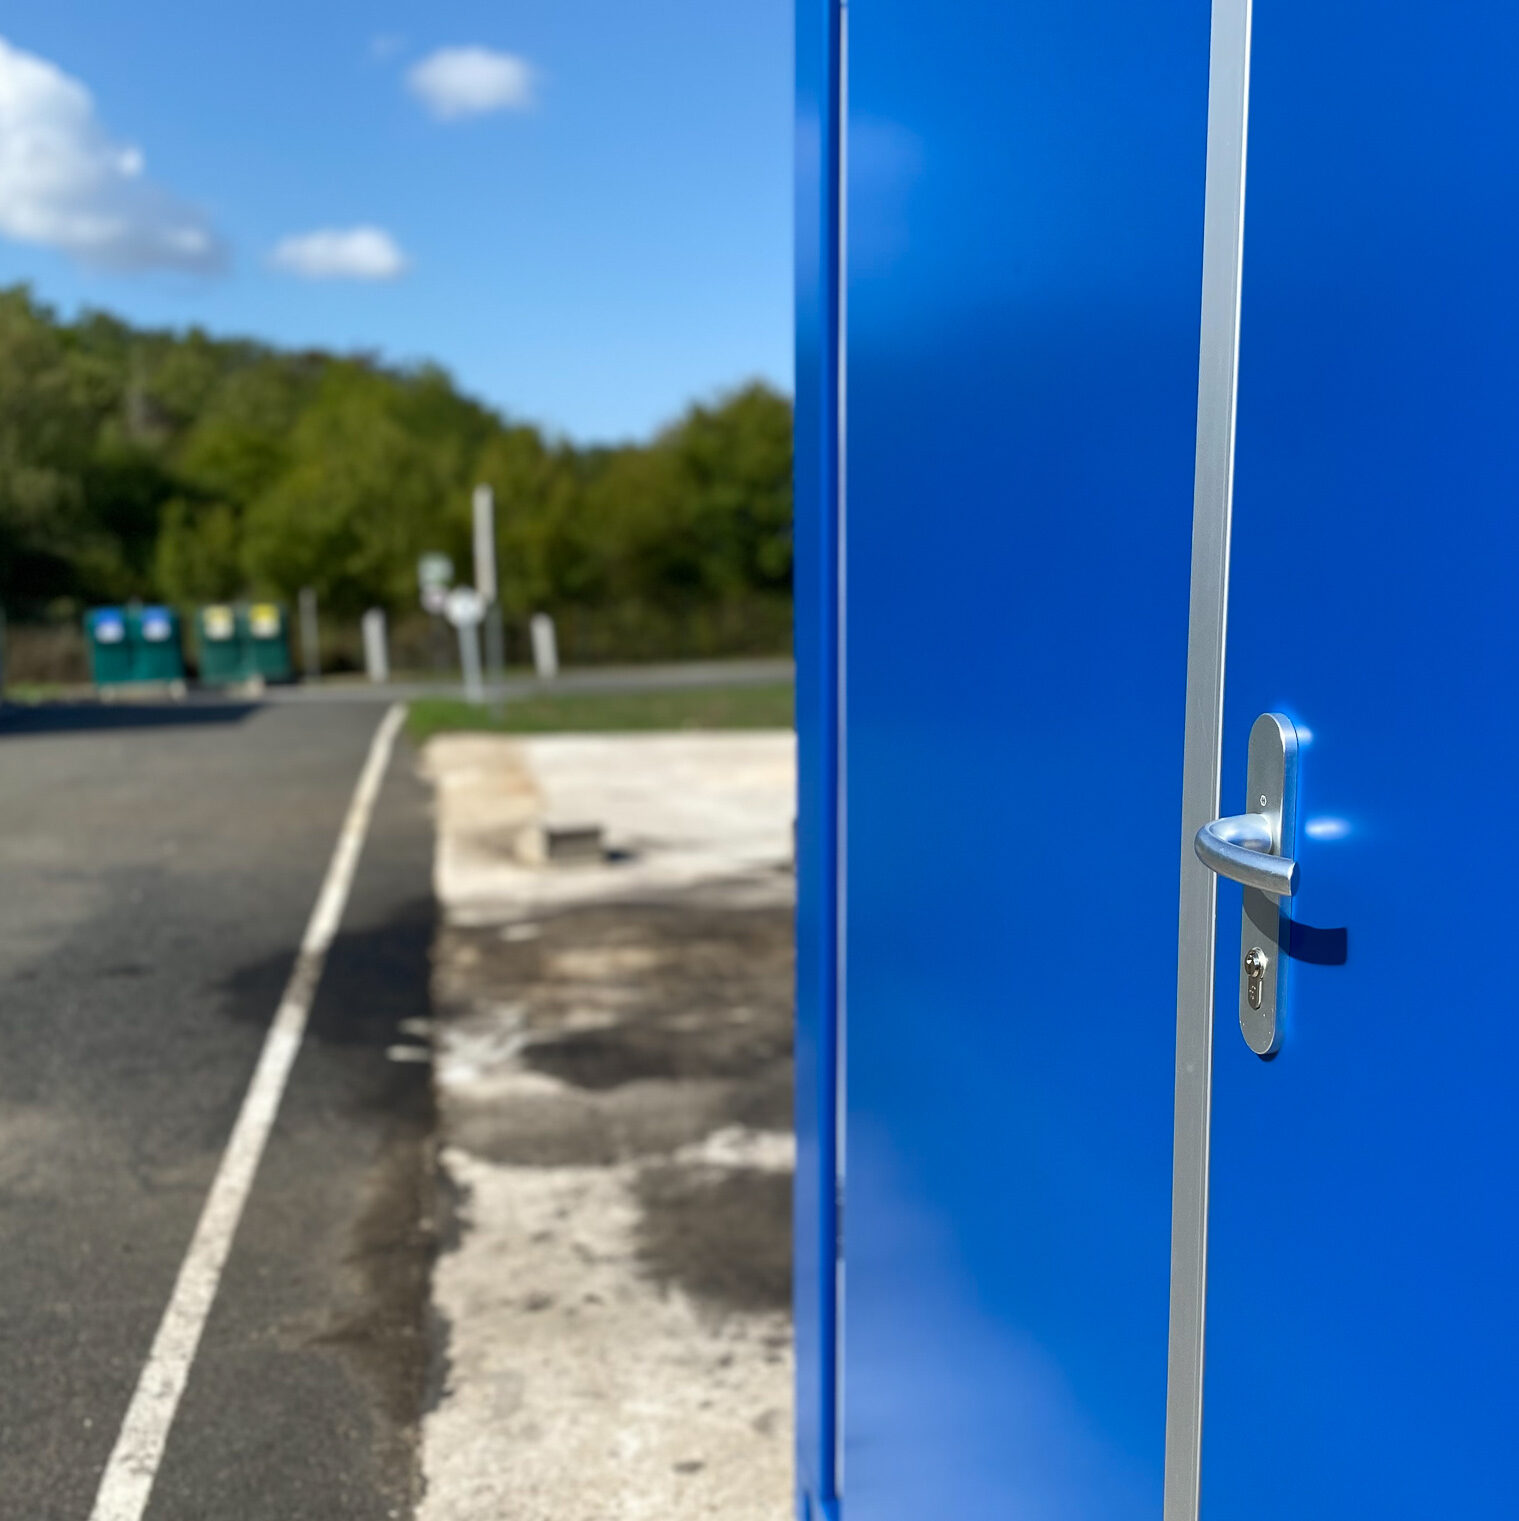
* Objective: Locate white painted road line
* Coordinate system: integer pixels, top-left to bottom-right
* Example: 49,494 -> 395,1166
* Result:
89,703 -> 407,1521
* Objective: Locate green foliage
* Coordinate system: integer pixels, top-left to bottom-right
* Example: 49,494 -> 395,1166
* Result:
155,499 -> 242,603
238,362 -> 486,615
0,285 -> 794,659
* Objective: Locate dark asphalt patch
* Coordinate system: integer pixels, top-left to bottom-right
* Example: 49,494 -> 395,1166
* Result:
314,1090 -> 438,1431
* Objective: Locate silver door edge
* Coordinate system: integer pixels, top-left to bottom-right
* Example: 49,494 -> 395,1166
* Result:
1163,1 -> 1253,1517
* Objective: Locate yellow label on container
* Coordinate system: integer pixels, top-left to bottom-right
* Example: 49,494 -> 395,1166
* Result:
249,604 -> 281,638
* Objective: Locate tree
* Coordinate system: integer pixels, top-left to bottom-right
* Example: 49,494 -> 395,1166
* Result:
0,284 -> 795,661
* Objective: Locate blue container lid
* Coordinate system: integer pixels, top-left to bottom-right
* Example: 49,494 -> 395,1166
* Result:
88,608 -> 127,644
139,606 -> 175,642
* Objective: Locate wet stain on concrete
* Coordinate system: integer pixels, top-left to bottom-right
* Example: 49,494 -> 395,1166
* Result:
433,890 -> 795,1319
436,899 -> 792,1170
634,1163 -> 792,1315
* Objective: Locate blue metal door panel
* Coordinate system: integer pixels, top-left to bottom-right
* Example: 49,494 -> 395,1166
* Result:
840,2 -> 1208,1513
1203,3 -> 1519,1513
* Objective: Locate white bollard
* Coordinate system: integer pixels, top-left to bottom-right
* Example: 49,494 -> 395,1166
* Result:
530,612 -> 559,680
361,608 -> 390,684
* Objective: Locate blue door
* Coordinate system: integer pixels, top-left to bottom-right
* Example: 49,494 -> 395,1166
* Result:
1189,1 -> 1519,1514
809,1 -> 1211,1516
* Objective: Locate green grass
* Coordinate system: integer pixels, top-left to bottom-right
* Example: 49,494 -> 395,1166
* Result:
407,682 -> 794,741
2,682 -> 79,704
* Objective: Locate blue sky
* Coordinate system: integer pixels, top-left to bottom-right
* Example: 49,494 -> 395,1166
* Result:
0,1 -> 791,443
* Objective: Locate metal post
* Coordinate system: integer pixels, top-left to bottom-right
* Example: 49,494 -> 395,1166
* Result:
298,587 -> 320,680
474,484 -> 505,703
484,601 -> 506,715
457,621 -> 484,704
472,485 -> 498,604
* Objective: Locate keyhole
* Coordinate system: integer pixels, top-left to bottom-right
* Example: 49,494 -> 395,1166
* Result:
1244,946 -> 1267,1010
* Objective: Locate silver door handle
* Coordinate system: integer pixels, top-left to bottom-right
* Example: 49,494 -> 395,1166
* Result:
1208,713 -> 1301,1056
1194,813 -> 1299,897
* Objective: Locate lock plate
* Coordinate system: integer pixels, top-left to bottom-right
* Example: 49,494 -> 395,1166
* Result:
1238,713 -> 1299,1056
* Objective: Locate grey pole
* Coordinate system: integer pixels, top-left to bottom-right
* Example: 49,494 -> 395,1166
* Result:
298,586 -> 320,680
484,603 -> 506,708
458,621 -> 484,703
474,483 -> 505,713
472,485 -> 498,603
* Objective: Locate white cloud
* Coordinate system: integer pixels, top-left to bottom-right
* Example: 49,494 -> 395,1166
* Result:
0,35 -> 224,273
407,46 -> 534,120
270,225 -> 409,281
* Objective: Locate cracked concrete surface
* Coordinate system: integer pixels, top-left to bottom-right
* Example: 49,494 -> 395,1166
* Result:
417,733 -> 795,1520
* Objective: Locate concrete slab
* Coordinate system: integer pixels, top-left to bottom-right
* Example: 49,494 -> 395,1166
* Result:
419,732 -> 795,1521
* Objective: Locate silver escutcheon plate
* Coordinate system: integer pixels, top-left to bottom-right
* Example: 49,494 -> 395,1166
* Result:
1238,713 -> 1299,1056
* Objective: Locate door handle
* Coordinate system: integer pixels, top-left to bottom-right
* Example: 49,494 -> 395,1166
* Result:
1195,713 -> 1301,1056
1194,813 -> 1298,896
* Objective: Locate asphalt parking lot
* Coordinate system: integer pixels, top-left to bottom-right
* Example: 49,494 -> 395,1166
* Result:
0,700 -> 436,1520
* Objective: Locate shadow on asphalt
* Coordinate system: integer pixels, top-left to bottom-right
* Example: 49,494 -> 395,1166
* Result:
0,699 -> 261,736
216,893 -> 441,1448
219,894 -> 437,1052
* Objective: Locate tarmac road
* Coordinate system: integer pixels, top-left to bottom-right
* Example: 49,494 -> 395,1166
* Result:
0,699 -> 436,1519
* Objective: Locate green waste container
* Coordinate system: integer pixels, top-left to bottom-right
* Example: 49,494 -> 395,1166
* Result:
85,608 -> 135,686
197,604 -> 250,684
131,605 -> 186,682
247,602 -> 292,682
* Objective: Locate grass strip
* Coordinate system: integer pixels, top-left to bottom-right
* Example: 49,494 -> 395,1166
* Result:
407,682 -> 794,741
